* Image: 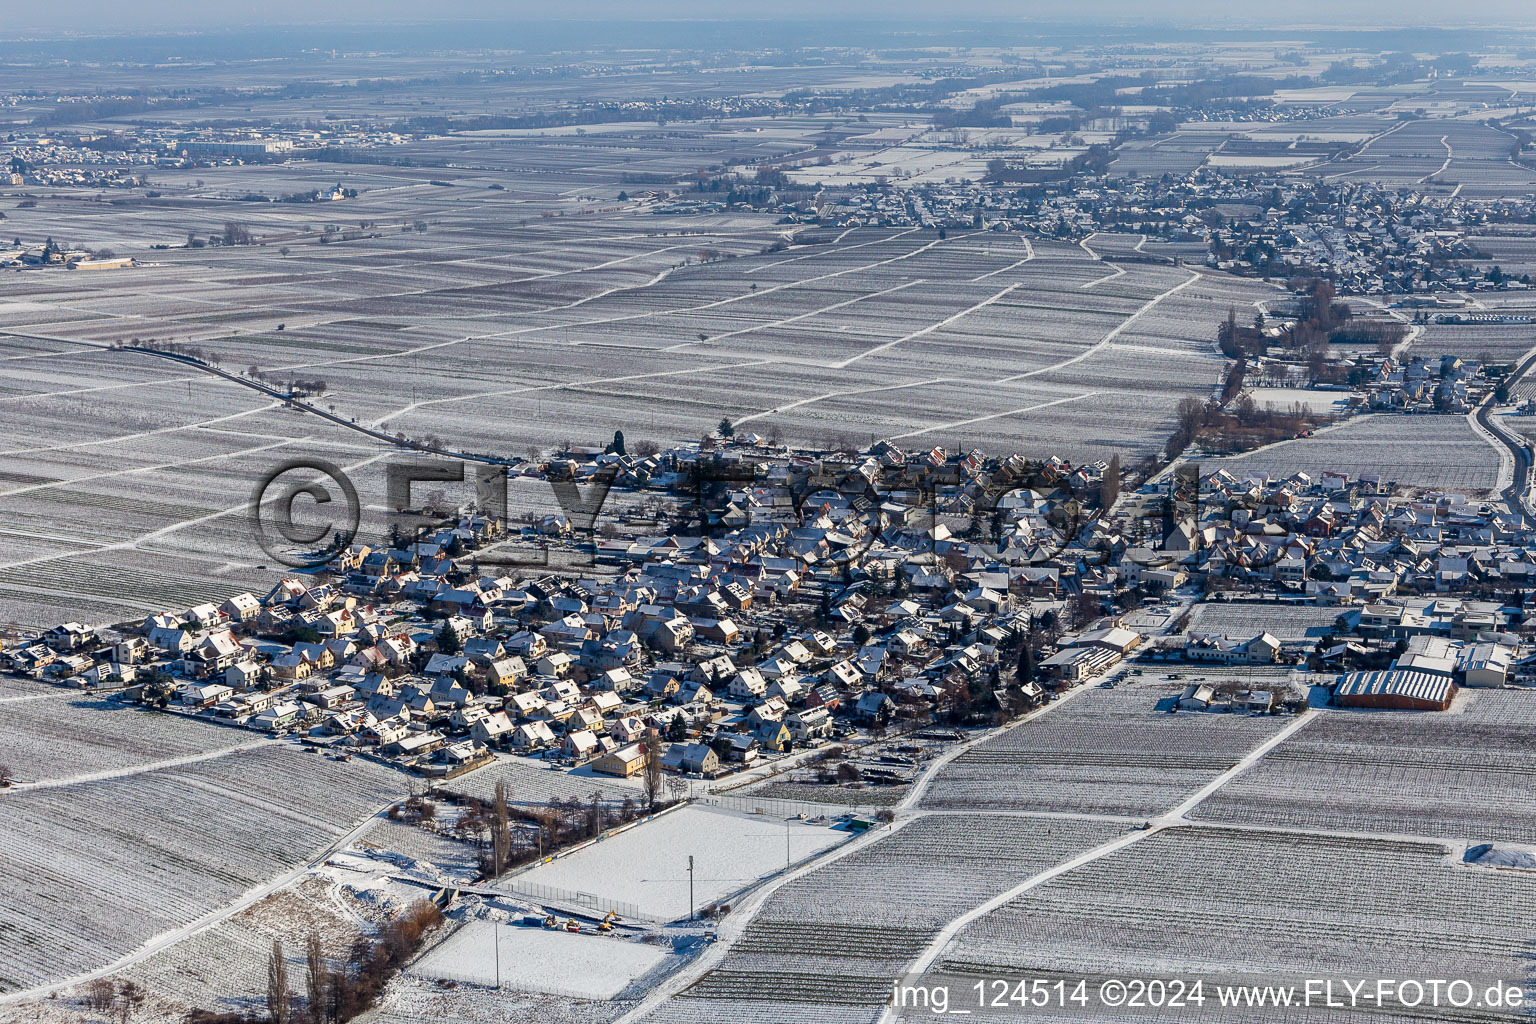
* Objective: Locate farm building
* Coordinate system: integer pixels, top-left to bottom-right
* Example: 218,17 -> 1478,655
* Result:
1041,644 -> 1121,682
1074,626 -> 1144,656
1177,683 -> 1216,710
1460,643 -> 1513,687
1333,670 -> 1456,711
1184,631 -> 1281,664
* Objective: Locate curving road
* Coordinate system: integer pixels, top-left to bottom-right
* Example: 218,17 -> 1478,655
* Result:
1475,347 -> 1536,516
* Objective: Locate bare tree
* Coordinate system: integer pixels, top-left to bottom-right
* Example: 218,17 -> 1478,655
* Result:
305,931 -> 327,1024
1099,453 -> 1121,508
115,981 -> 145,1024
267,939 -> 289,1024
83,978 -> 114,1013
1174,396 -> 1207,438
490,780 -> 510,876
666,774 -> 689,803
641,728 -> 664,810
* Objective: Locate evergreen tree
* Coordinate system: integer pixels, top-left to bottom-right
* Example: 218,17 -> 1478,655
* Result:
1017,640 -> 1036,685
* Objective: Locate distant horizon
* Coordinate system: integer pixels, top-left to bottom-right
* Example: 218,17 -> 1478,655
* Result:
4,2 -> 1535,39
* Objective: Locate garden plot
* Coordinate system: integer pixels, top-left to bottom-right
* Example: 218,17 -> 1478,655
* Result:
0,744 -> 405,991
359,817 -> 483,884
0,699 -> 260,784
1191,691 -> 1536,843
650,815 -> 1128,1024
1199,413 -> 1502,496
918,684 -> 1289,816
411,921 -> 673,998
499,805 -> 846,921
923,825 -> 1536,1013
1186,602 -> 1343,643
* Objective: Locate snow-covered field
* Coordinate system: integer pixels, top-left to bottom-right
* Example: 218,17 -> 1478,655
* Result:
411,922 -> 672,998
1186,601 -> 1344,642
917,682 -> 1289,815
0,744 -> 406,992
0,698 -> 261,784
499,805 -> 847,921
646,815 -> 1129,1024
1192,690 -> 1536,843
1199,413 -> 1502,496
921,823 -> 1536,1010
0,215 -> 1266,626
447,753 -> 642,808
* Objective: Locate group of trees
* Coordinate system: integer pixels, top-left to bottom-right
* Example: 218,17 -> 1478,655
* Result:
436,776 -> 676,883
83,979 -> 143,1024
243,903 -> 441,1024
1170,393 -> 1321,457
1217,281 -> 1407,387
985,144 -> 1113,185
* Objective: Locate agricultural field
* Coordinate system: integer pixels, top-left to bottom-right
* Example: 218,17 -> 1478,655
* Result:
1466,229 -> 1536,277
372,975 -> 624,1024
644,814 -> 1128,1024
0,744 -> 406,993
1191,690 -> 1536,844
906,823 -> 1536,1024
1305,118 -> 1534,195
916,683 -> 1289,816
445,753 -> 643,807
497,805 -> 847,921
1197,413 -> 1502,496
359,817 -> 483,884
0,189 -> 1272,625
744,781 -> 911,806
0,676 -> 68,700
1186,602 -> 1343,643
0,697 -> 262,784
109,876 -> 365,1019
1407,322 -> 1535,363
1108,135 -> 1220,176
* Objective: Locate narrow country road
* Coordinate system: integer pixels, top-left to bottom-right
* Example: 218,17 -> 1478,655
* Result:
1475,346 -> 1536,515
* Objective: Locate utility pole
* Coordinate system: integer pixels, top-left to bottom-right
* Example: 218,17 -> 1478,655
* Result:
688,855 -> 695,922
494,922 -> 500,990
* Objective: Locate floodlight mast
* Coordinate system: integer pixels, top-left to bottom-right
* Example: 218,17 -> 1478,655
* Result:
688,855 -> 695,921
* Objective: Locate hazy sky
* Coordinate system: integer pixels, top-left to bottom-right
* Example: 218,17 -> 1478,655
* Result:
6,0 -> 1532,35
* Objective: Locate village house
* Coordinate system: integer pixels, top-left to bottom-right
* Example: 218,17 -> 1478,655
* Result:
592,742 -> 648,777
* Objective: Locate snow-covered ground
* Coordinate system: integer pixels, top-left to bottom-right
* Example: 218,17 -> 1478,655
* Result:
499,805 -> 849,921
410,921 -> 671,998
